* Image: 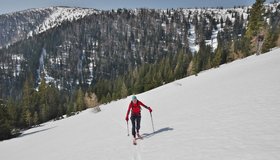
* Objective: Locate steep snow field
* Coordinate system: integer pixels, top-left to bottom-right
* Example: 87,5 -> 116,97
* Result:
0,48 -> 280,160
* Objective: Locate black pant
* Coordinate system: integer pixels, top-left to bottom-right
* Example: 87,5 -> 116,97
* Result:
130,114 -> 141,138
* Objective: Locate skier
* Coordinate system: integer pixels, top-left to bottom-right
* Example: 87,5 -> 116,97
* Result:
125,95 -> 152,145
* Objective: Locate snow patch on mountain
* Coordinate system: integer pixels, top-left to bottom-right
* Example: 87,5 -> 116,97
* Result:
28,7 -> 98,37
188,23 -> 199,53
183,6 -> 250,53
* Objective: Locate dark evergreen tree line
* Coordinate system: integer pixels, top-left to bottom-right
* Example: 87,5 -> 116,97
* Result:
92,49 -> 193,103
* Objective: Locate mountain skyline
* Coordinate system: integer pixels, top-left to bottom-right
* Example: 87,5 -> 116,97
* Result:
0,0 -> 273,15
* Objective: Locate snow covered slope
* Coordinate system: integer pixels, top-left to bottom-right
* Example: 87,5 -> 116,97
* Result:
0,6 -> 98,48
28,6 -> 97,36
1,49 -> 280,160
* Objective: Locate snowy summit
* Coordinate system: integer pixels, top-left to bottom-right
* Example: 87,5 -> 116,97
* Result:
28,6 -> 98,37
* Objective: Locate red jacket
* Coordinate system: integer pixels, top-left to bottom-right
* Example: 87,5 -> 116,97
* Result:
126,100 -> 147,117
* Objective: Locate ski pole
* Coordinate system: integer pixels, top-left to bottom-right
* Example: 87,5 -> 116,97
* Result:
126,121 -> 129,136
150,112 -> 155,133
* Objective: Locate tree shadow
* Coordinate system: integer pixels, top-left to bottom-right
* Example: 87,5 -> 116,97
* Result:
142,127 -> 174,139
17,126 -> 56,138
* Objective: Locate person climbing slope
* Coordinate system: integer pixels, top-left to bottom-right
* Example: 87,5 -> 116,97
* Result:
125,95 -> 152,145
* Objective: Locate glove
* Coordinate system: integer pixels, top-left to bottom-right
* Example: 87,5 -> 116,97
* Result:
125,116 -> 129,121
148,107 -> 152,113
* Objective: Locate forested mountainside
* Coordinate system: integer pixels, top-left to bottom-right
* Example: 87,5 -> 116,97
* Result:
0,6 -> 249,97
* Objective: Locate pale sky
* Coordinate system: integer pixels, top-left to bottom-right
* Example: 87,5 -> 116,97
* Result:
0,0 -> 271,15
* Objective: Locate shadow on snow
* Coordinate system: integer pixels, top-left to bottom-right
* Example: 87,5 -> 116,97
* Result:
17,126 -> 56,138
142,127 -> 174,139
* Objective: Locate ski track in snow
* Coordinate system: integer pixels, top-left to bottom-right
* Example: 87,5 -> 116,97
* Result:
132,141 -> 142,160
0,48 -> 280,160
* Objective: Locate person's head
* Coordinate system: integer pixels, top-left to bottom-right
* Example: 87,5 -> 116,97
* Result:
132,95 -> 137,103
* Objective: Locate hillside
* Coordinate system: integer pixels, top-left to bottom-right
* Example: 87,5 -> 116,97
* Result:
0,6 -> 97,48
0,48 -> 279,160
1,2 -> 279,102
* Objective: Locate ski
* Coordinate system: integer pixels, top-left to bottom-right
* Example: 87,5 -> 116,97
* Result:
133,138 -> 137,145
136,133 -> 143,140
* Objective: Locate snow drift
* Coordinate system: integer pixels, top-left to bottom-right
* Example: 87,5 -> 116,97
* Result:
0,48 -> 280,160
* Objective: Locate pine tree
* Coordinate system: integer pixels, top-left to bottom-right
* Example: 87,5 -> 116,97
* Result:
76,87 -> 85,111
20,79 -> 33,127
22,77 -> 33,112
106,92 -> 112,103
33,112 -> 39,126
174,51 -> 185,79
187,60 -> 195,76
24,109 -> 32,127
212,47 -> 222,67
245,0 -> 265,39
0,99 -> 13,140
6,98 -> 17,127
40,104 -> 49,122
38,78 -> 47,104
66,103 -> 75,117
121,82 -> 128,98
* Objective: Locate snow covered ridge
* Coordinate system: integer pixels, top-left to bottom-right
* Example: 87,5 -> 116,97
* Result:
28,6 -> 98,36
0,6 -> 99,48
1,2 -> 278,49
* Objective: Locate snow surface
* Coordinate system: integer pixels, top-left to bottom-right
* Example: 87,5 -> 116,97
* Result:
1,49 -> 280,160
188,24 -> 200,53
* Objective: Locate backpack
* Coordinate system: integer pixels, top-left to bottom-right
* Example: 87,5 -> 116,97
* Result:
130,100 -> 141,114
